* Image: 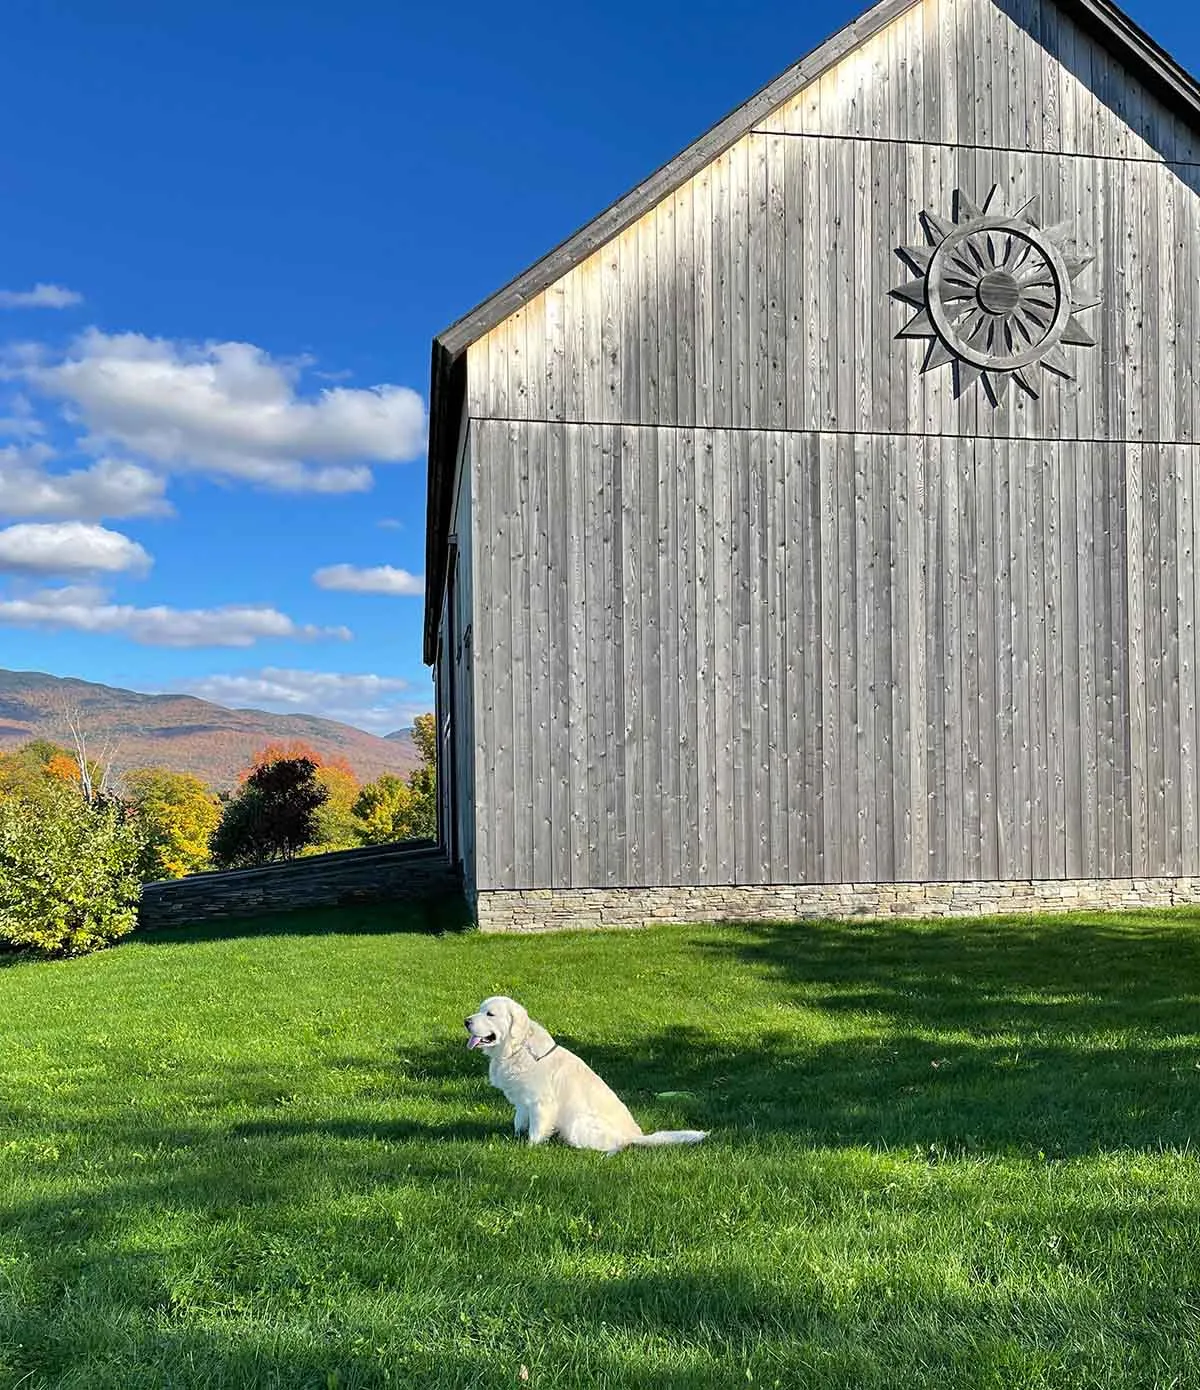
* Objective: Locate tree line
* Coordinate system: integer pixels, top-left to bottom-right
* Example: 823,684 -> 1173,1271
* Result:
0,715 -> 437,956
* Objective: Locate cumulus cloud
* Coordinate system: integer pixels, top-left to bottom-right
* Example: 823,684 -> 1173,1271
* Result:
0,284 -> 83,310
23,329 -> 427,493
0,521 -> 151,575
0,395 -> 45,439
0,448 -> 170,520
0,584 -> 352,648
313,563 -> 424,596
172,667 -> 427,730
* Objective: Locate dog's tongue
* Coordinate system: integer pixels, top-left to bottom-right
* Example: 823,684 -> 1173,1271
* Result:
466,1035 -> 482,1050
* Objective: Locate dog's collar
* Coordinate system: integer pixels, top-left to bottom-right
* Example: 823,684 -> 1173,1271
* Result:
527,1040 -> 559,1062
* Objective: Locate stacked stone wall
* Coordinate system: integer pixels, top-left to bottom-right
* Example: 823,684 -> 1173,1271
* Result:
474,878 -> 1200,933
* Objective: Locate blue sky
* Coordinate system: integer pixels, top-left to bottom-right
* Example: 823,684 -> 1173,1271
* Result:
0,0 -> 1194,733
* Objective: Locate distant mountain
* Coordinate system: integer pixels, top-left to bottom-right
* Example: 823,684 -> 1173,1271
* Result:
0,669 -> 422,792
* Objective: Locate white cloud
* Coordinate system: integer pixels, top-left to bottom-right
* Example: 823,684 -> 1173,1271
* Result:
171,667 -> 427,730
313,563 -> 423,596
0,394 -> 45,439
0,585 -> 352,648
24,329 -> 427,493
0,284 -> 83,310
0,448 -> 170,520
0,521 -> 151,575
173,667 -> 428,731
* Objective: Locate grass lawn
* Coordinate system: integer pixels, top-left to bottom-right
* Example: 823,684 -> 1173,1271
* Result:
1,904 -> 1200,1388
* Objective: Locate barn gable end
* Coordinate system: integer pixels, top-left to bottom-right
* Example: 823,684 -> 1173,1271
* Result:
427,0 -> 1200,929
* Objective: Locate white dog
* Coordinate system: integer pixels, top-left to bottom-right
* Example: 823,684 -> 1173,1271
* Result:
464,995 -> 708,1155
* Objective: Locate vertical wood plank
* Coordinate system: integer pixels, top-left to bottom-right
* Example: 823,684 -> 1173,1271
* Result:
620,426 -> 644,888
693,167 -> 714,427
1127,441 -> 1148,874
638,216 -> 659,427
694,429 -> 716,881
640,425 -> 664,880
729,138 -> 751,428
748,134 -> 770,430
600,242 -> 622,424
712,152 -> 732,430
528,423 -> 552,885
766,136 -> 788,430
819,433 -> 841,882
546,424 -> 571,885
674,182 -> 697,428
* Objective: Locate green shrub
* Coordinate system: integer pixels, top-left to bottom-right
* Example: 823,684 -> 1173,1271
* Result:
0,786 -> 145,956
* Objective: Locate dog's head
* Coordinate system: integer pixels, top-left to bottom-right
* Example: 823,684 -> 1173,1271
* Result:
464,995 -> 555,1059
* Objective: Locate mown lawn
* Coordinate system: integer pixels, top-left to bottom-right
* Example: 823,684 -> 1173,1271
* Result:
1,903 -> 1199,1389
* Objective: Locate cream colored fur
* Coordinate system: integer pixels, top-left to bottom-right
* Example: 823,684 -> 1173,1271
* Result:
464,995 -> 708,1155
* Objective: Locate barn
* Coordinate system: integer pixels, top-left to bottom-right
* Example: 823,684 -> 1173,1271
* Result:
425,0 -> 1200,932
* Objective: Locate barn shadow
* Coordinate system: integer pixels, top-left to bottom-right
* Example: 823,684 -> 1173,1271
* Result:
213,904 -> 1200,1161
646,909 -> 1200,1157
5,911 -> 1200,1386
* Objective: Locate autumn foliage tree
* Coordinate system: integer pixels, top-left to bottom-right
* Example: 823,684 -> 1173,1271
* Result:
210,754 -> 329,868
0,740 -> 145,956
353,714 -> 437,845
124,768 -> 222,880
0,741 -> 77,802
237,741 -> 361,854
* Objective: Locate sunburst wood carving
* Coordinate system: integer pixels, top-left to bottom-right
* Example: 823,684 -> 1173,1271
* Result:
892,187 -> 1099,405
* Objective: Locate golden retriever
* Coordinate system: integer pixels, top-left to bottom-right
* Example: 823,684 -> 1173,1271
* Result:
464,995 -> 707,1154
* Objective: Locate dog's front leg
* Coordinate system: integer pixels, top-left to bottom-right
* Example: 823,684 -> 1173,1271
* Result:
526,1104 -> 555,1146
513,1104 -> 530,1137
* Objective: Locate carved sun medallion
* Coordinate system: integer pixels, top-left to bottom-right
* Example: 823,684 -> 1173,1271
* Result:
892,187 -> 1099,405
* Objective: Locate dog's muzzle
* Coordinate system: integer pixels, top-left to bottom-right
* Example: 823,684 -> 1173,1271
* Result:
465,1018 -> 496,1050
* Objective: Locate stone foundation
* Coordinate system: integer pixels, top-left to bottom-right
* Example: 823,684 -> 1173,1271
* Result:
473,877 -> 1200,932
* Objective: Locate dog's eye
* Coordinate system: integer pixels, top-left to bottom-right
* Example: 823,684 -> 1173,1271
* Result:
485,1009 -> 493,1017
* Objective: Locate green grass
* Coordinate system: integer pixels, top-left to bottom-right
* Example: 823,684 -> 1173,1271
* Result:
2,904 -> 1200,1388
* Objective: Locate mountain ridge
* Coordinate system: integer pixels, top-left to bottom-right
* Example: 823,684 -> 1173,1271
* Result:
0,668 -> 422,791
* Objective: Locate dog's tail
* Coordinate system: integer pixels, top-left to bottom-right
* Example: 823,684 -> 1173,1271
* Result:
630,1129 -> 708,1147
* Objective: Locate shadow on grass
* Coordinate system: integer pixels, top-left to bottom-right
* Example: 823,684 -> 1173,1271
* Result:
231,908 -> 1200,1159
232,1115 -> 499,1145
136,888 -> 474,946
5,913 -> 1200,1385
4,1115 -> 1199,1390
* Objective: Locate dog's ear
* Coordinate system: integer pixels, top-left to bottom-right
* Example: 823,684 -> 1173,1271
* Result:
525,1019 -> 555,1060
504,1000 -> 530,1047
504,1001 -> 555,1058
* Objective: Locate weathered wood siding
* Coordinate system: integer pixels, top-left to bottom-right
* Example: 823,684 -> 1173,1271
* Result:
462,0 -> 1200,891
435,416 -> 477,893
472,422 -> 1200,888
467,135 -> 1200,443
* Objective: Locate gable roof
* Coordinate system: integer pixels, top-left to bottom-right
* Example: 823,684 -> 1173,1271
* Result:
424,0 -> 1200,662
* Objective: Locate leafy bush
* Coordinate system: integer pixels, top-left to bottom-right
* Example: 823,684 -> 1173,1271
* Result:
0,786 -> 145,956
210,756 -> 329,868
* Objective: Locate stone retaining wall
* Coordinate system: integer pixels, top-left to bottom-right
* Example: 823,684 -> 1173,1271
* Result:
140,842 -> 457,930
474,877 -> 1200,932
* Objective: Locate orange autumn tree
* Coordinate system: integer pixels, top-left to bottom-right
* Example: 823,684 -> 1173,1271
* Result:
45,753 -> 83,785
0,741 -> 96,803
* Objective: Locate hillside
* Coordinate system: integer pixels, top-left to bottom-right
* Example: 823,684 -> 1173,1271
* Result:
0,669 -> 422,791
